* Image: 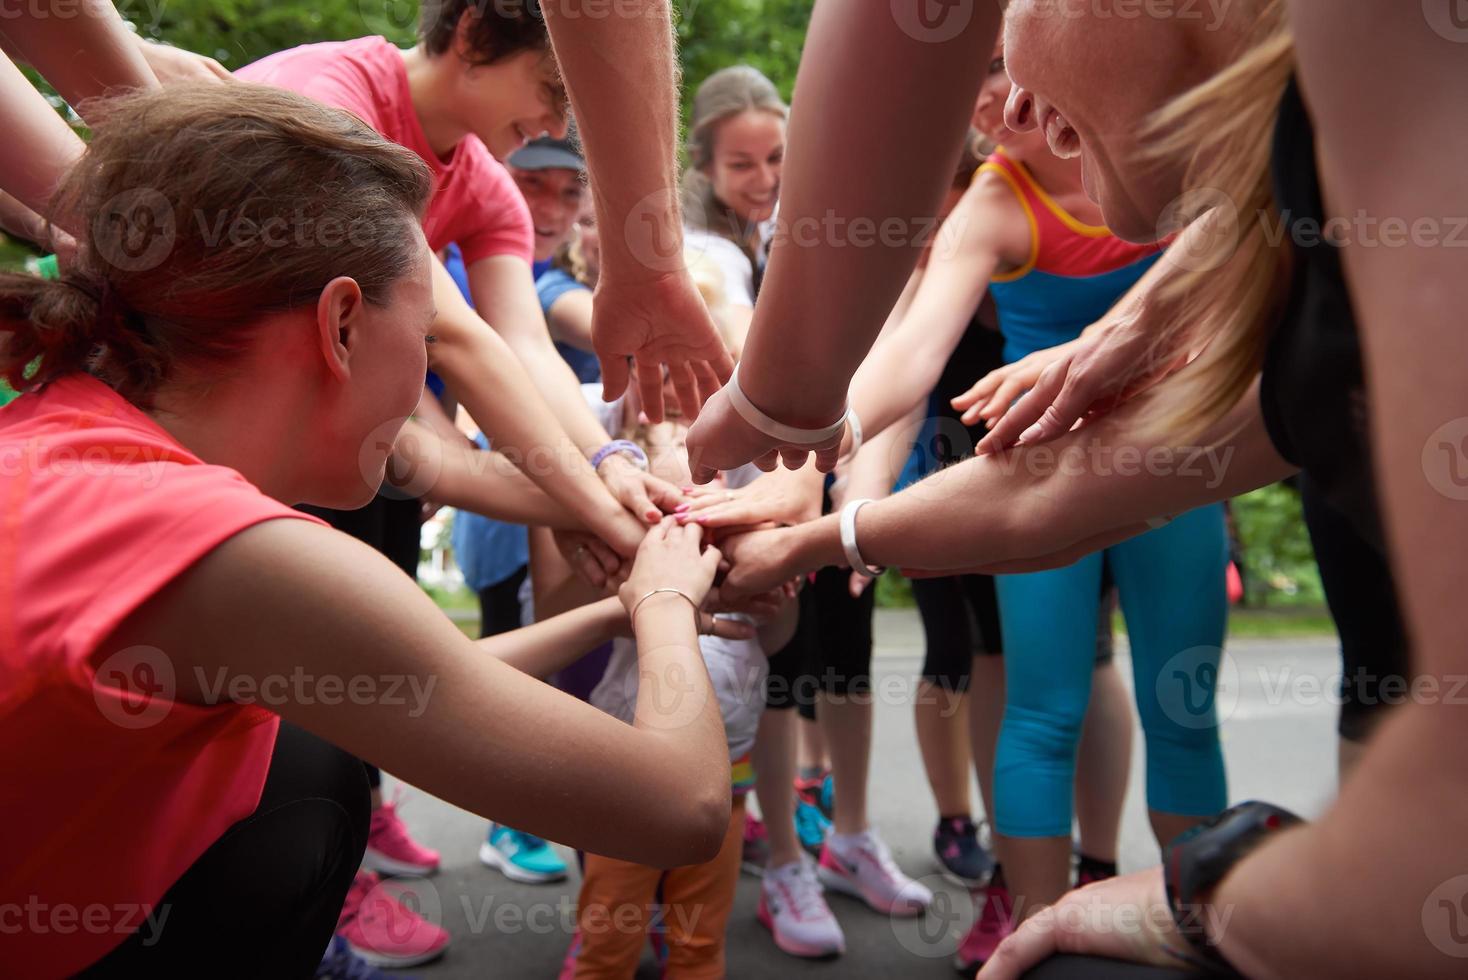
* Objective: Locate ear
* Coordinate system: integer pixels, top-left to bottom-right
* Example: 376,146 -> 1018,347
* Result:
452,8 -> 483,68
315,276 -> 366,383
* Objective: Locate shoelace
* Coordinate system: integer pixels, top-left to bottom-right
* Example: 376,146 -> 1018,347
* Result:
773,863 -> 830,922
850,834 -> 906,886
373,789 -> 421,850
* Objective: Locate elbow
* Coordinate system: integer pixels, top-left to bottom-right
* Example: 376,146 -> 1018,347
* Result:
649,785 -> 731,869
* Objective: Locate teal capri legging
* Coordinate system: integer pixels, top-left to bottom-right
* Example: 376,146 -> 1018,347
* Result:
993,504 -> 1229,838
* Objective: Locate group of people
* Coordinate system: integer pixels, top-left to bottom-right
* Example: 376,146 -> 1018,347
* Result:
0,2 -> 1457,979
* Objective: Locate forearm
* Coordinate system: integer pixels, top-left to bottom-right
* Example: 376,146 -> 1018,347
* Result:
0,0 -> 157,106
503,320 -> 614,454
0,55 -> 84,224
738,4 -> 999,425
468,256 -> 615,454
843,404 -> 925,503
541,0 -> 680,283
628,593 -> 730,802
1213,707 -> 1468,978
788,381 -> 1291,575
412,388 -> 465,445
547,290 -> 595,352
0,189 -> 51,246
430,308 -> 629,546
849,327 -> 955,442
404,428 -> 580,528
475,596 -> 623,679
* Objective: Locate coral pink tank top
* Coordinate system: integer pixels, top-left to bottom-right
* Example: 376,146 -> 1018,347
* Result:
0,374 -> 322,975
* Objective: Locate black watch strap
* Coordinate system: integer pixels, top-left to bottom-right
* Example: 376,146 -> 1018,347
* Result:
1164,801 -> 1303,974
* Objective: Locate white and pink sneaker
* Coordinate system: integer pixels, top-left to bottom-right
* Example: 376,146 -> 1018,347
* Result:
363,793 -> 440,877
817,829 -> 933,917
338,870 -> 450,968
758,857 -> 846,958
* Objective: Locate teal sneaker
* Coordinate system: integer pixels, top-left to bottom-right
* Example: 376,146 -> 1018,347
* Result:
794,798 -> 832,860
479,823 -> 569,883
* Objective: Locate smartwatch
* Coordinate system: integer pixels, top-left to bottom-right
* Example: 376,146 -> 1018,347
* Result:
1163,800 -> 1303,975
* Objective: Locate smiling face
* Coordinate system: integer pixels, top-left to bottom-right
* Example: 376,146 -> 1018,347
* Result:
510,165 -> 585,262
971,37 -> 1049,159
457,47 -> 568,161
1002,0 -> 1225,241
705,109 -> 785,226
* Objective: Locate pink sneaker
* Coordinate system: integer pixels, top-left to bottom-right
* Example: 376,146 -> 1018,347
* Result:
817,829 -> 933,917
557,929 -> 581,980
953,877 -> 1015,975
363,792 -> 440,876
338,870 -> 450,968
758,858 -> 845,958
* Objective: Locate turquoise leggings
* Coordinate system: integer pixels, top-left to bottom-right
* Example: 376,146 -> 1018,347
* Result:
993,505 -> 1229,838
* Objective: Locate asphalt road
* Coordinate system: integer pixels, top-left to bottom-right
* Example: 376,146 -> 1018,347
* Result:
375,610 -> 1341,979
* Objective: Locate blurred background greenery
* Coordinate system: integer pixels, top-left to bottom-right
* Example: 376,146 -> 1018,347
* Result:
5,0 -> 1331,635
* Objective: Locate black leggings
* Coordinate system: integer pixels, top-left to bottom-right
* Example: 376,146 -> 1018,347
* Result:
298,491 -> 422,790
477,565 -> 529,639
913,565 -> 1119,692
80,722 -> 369,978
764,565 -> 877,718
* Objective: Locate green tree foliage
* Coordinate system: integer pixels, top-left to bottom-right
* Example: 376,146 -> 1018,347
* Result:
122,0 -> 416,70
674,0 -> 813,122
1232,482 -> 1323,607
119,0 -> 814,110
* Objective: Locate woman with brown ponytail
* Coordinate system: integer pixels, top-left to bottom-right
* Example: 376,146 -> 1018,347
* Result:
0,83 -> 735,978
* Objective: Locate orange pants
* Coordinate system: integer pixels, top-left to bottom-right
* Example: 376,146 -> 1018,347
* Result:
572,797 -> 745,979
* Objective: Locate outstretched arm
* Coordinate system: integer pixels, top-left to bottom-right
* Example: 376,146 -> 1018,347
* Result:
539,0 -> 732,420
0,56 -> 84,229
0,0 -> 156,105
104,516 -> 733,869
721,379 -> 1293,593
686,1 -> 1001,477
428,255 -> 652,559
847,175 -> 1014,442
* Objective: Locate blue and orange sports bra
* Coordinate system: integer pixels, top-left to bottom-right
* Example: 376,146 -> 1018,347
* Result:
981,148 -> 1165,363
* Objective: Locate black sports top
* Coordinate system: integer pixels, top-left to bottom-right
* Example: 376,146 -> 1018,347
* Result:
1260,76 -> 1383,554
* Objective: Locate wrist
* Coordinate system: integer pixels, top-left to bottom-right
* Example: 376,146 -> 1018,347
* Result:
1164,801 -> 1302,974
597,595 -> 632,636
630,589 -> 699,635
594,441 -> 649,474
735,360 -> 848,431
791,514 -> 846,573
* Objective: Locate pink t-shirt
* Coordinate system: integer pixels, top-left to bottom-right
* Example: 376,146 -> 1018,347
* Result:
0,375 -> 322,975
237,36 -> 533,267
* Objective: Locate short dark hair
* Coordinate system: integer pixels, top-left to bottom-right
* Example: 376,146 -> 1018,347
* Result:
419,0 -> 550,67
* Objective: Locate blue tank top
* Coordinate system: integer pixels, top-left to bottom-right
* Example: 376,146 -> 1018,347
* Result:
981,149 -> 1165,363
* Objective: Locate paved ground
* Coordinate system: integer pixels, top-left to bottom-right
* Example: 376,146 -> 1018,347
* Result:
377,610 -> 1341,978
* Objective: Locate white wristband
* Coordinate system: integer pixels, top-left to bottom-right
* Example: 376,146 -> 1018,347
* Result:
727,363 -> 848,447
839,498 -> 884,578
841,409 -> 864,462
